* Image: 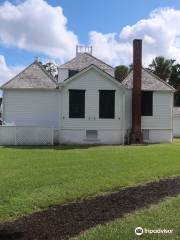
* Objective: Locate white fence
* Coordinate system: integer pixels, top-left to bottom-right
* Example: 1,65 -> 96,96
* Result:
0,126 -> 54,145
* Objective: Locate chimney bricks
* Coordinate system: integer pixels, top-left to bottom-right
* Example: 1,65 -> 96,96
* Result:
130,39 -> 143,144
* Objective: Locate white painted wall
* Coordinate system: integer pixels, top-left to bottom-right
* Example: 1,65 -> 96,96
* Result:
60,68 -> 125,144
60,129 -> 123,144
142,91 -> 173,130
141,91 -> 173,143
3,89 -> 60,128
143,130 -> 172,143
124,90 -> 132,130
1,70 -> 173,145
173,115 -> 180,137
124,91 -> 173,143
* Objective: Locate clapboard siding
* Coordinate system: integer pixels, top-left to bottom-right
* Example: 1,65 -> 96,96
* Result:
142,91 -> 173,129
3,90 -> 59,128
61,68 -> 124,130
124,90 -> 132,131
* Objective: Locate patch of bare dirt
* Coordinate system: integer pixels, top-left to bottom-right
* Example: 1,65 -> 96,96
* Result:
0,176 -> 180,240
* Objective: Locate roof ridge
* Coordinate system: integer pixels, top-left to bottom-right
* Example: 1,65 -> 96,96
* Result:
83,53 -> 114,69
1,61 -> 36,89
1,61 -> 57,89
121,67 -> 174,91
59,54 -> 82,68
59,53 -> 114,70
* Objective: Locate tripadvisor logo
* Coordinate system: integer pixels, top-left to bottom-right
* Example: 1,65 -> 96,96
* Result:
135,227 -> 144,236
135,226 -> 174,236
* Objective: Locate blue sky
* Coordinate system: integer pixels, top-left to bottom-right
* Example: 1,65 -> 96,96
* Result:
1,0 -> 180,65
58,0 -> 180,43
1,0 -> 180,85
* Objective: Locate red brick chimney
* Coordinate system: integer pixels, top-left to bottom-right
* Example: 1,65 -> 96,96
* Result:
130,39 -> 143,144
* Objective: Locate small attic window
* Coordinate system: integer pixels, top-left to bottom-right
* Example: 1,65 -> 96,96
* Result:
69,69 -> 79,78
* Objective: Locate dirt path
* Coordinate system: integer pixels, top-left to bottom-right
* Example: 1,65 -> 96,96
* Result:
0,176 -> 180,240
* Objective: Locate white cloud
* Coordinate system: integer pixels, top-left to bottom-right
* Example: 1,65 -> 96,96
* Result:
1,2 -> 180,68
0,0 -> 78,61
0,55 -> 23,86
90,8 -> 180,66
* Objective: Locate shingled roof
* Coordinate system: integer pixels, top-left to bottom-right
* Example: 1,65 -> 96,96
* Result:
122,68 -> 175,91
59,53 -> 114,71
1,61 -> 57,89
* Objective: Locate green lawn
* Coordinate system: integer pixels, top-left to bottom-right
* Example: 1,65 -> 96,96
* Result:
75,195 -> 180,240
0,142 -> 180,222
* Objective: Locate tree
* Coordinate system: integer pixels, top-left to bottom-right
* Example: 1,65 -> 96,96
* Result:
169,64 -> 180,88
169,64 -> 180,106
115,65 -> 129,82
148,56 -> 175,81
39,61 -> 58,80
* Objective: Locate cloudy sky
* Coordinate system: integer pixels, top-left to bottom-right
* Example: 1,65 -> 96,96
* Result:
1,0 -> 180,86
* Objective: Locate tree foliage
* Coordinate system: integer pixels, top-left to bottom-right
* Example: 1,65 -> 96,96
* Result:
170,64 -> 180,106
148,56 -> 175,81
39,61 -> 58,80
148,56 -> 180,106
115,65 -> 129,82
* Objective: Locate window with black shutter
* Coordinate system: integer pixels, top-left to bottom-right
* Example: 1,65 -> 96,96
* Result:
69,90 -> 85,118
69,70 -> 79,78
141,91 -> 153,116
99,90 -> 115,119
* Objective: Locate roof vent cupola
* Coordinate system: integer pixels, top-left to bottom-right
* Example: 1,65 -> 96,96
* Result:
76,45 -> 92,56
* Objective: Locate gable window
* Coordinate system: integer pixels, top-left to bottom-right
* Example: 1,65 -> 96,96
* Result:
69,69 -> 79,78
99,90 -> 115,119
69,90 -> 85,118
141,91 -> 153,116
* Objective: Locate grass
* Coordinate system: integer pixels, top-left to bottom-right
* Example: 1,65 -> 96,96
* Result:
75,195 -> 180,240
0,141 -> 180,222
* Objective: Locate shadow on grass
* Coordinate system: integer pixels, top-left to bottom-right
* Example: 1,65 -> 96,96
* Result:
1,144 -> 105,151
1,143 -> 152,151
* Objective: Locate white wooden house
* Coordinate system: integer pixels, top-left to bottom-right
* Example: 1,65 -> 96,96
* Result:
0,41 -> 175,145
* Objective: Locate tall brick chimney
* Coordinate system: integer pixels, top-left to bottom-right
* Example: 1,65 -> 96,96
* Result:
130,39 -> 143,144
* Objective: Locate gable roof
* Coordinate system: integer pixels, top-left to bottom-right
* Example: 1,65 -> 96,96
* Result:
122,68 -> 175,91
62,64 -> 126,89
1,61 -> 57,89
59,53 -> 114,71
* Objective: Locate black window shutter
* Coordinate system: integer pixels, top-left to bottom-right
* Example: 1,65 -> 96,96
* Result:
69,90 -> 85,118
99,90 -> 115,119
141,91 -> 153,116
